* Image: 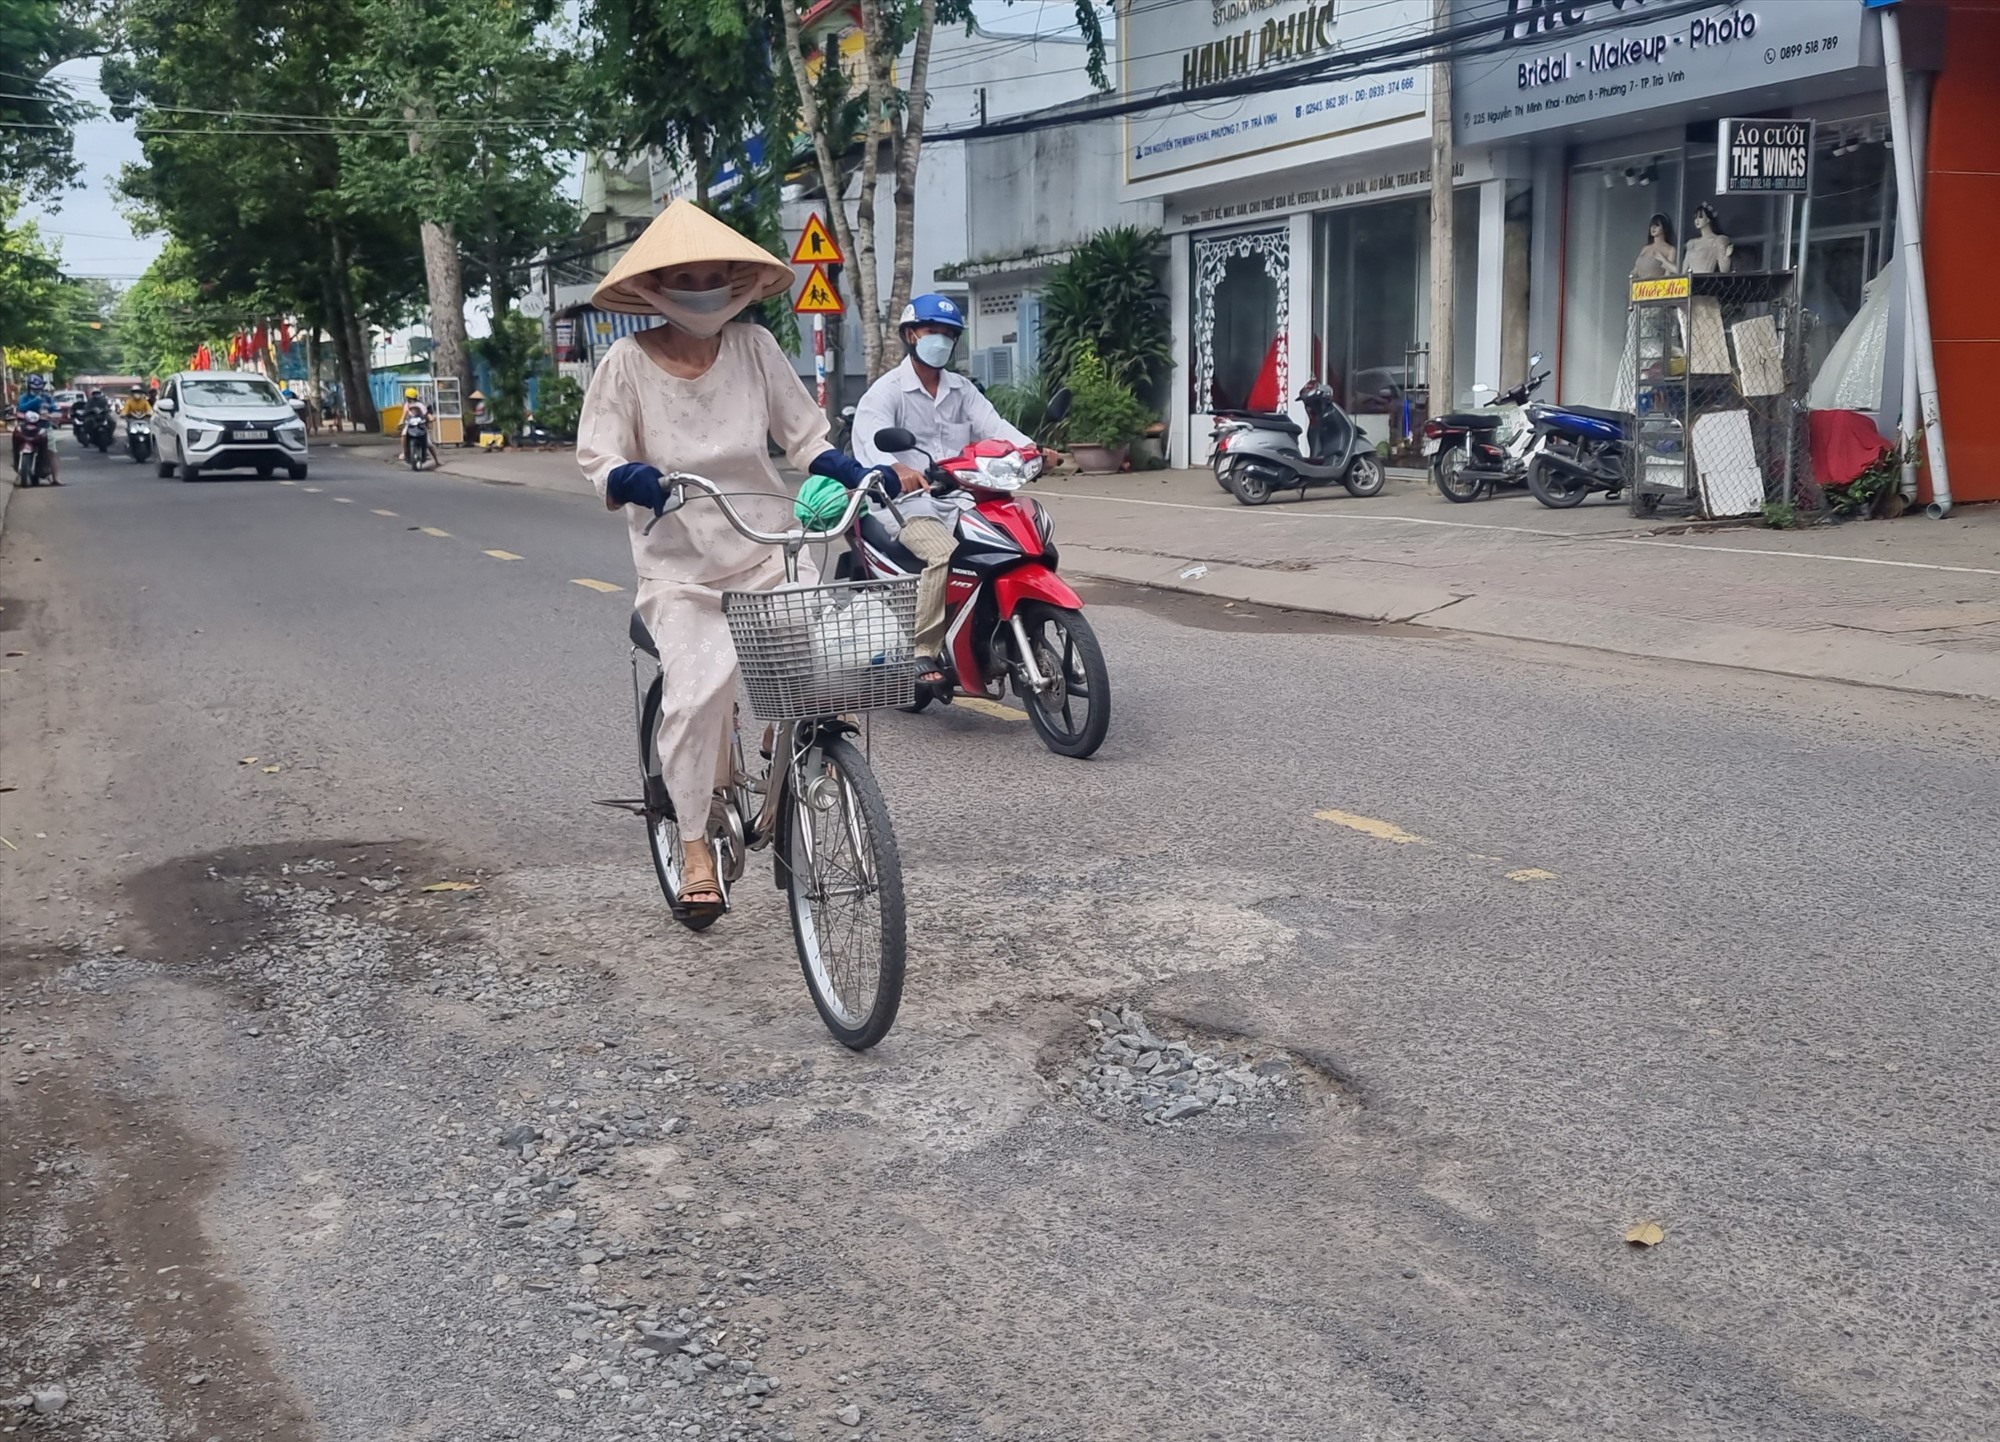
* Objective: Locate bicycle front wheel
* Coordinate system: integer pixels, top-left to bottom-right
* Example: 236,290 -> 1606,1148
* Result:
783,735 -> 906,1049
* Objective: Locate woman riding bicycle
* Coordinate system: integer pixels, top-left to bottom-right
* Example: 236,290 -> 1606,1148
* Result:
576,200 -> 907,923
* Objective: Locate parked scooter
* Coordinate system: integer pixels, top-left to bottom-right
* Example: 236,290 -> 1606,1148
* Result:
1526,403 -> 1630,508
1214,381 -> 1386,506
1423,354 -> 1548,503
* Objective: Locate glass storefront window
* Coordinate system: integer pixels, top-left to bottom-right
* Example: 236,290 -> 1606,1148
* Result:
1311,189 -> 1478,427
1560,152 -> 1682,409
1192,227 -> 1289,413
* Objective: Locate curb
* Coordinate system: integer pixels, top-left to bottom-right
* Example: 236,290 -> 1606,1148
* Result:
0,474 -> 12,548
1064,543 -> 2000,706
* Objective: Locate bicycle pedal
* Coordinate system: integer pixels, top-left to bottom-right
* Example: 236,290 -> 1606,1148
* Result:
592,797 -> 649,816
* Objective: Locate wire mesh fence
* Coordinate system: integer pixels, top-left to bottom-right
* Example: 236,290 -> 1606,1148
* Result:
1623,272 -> 1815,520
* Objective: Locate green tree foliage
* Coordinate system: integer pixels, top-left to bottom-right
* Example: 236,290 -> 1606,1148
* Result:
471,309 -> 543,436
0,191 -> 115,375
1058,343 -> 1150,449
113,241 -> 241,378
0,0 -> 103,195
1040,226 -> 1173,403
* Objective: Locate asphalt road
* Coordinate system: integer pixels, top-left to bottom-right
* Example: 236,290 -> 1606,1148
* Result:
4,439 -> 1997,1441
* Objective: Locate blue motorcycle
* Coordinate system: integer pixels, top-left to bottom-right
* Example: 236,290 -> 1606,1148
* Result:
1525,401 -> 1632,509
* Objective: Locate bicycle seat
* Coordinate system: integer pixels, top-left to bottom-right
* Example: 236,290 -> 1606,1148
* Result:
857,513 -> 925,574
1437,412 -> 1502,429
628,609 -> 658,658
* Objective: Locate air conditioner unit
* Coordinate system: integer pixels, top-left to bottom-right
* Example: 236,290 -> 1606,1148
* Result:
968,346 -> 1014,389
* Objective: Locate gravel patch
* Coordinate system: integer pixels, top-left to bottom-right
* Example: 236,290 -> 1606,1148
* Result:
1059,1003 -> 1301,1126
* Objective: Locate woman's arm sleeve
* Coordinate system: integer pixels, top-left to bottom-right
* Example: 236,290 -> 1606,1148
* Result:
575,346 -> 638,500
756,327 -> 834,472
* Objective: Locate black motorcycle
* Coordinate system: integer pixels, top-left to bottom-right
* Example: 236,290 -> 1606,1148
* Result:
403,416 -> 432,470
74,405 -> 115,453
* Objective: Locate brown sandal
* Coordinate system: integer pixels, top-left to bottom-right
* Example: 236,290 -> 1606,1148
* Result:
678,845 -> 724,916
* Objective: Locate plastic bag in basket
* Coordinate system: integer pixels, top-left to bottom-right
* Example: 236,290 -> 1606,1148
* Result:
808,592 -> 910,671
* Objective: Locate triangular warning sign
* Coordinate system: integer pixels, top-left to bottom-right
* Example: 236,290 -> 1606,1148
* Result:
793,264 -> 845,315
790,213 -> 844,265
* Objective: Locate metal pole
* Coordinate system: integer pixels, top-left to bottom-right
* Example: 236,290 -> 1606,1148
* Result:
1898,70 -> 1929,501
1783,189 -> 1811,506
1880,3 -> 1953,517
814,315 -> 828,412
1426,0 -> 1455,419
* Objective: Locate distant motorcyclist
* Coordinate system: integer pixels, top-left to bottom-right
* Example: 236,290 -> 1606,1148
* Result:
399,386 -> 432,466
120,384 -> 152,419
11,375 -> 60,483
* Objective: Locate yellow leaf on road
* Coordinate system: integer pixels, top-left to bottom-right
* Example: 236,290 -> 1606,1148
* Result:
421,880 -> 480,893
261,764 -> 282,774
1624,1222 -> 1665,1248
1507,867 -> 1557,883
239,757 -> 259,765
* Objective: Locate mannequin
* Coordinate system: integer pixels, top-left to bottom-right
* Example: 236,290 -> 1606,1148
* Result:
1683,204 -> 1735,274
1632,213 -> 1679,279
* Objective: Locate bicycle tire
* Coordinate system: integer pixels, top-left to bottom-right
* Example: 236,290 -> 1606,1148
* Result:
783,735 -> 905,1049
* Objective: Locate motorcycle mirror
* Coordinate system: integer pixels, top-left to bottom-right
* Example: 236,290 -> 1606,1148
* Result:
872,426 -> 917,452
1471,383 -> 1494,395
1043,387 -> 1074,425
1529,351 -> 1545,367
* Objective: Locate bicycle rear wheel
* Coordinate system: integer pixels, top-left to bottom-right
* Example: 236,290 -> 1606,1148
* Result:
783,734 -> 905,1049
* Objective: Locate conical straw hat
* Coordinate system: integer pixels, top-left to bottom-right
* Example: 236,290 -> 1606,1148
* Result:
592,199 -> 794,315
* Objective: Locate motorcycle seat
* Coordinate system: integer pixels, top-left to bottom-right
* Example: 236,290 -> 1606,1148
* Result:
1214,409 -> 1301,435
858,512 -> 926,574
1553,404 -> 1628,424
1437,412 -> 1502,429
628,610 -> 658,658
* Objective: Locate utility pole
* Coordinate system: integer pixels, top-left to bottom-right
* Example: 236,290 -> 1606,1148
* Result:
1427,0 -> 1455,418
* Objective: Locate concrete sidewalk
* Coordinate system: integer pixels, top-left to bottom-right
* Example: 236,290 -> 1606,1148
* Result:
359,441 -> 2000,703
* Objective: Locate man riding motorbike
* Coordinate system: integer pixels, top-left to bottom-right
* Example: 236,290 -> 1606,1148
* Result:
78,388 -> 113,448
11,375 -> 60,484
119,384 -> 152,421
852,292 -> 1031,691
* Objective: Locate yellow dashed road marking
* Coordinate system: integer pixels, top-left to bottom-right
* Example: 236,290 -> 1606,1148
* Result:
302,486 -> 323,493
484,549 -> 523,561
372,508 -> 397,516
419,526 -> 451,538
952,696 -> 1026,723
1506,867 -> 1557,883
333,497 -> 353,504
571,578 -> 624,593
278,480 -> 297,487
1314,809 -> 1432,846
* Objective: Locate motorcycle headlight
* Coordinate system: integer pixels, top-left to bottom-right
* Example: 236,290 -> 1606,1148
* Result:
984,455 -> 1024,485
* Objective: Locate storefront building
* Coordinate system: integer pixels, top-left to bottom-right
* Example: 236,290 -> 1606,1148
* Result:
1450,0 -> 1996,504
1124,0 -> 1506,464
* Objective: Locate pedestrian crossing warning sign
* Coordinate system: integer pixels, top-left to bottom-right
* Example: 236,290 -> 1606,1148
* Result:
794,265 -> 844,315
790,213 -> 844,265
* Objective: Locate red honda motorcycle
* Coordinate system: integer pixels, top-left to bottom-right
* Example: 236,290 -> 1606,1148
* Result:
11,410 -> 54,487
844,418 -> 1109,759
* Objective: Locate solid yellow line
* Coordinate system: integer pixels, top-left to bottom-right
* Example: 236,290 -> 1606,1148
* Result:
419,526 -> 451,538
1313,809 -> 1432,846
372,508 -> 397,516
571,578 -> 624,593
953,696 -> 1026,723
484,549 -> 523,561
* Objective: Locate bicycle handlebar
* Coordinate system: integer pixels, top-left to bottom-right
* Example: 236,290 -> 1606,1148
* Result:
642,470 -> 884,543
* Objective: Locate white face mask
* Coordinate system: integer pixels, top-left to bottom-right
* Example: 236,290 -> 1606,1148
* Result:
913,332 -> 958,368
633,276 -> 753,337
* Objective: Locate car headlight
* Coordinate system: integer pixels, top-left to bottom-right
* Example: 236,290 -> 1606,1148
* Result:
184,427 -> 206,446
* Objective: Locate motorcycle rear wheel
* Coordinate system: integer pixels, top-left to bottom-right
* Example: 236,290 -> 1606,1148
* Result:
1015,601 -> 1110,759
1433,449 -> 1486,503
784,736 -> 905,1050
1230,466 -> 1273,505
1528,458 -> 1590,509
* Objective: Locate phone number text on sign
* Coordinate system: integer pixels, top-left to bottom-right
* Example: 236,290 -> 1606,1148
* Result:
1297,73 -> 1416,119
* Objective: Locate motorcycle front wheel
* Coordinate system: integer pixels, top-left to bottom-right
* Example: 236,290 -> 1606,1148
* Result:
1014,601 -> 1110,759
1344,453 -> 1387,498
784,736 -> 905,1050
1527,457 -> 1590,509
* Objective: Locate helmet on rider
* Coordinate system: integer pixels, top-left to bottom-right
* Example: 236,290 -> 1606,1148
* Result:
404,387 -> 420,400
26,374 -> 46,391
130,384 -> 146,395
898,292 -> 964,370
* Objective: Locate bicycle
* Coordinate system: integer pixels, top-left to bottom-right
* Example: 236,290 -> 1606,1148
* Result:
602,472 -> 917,1050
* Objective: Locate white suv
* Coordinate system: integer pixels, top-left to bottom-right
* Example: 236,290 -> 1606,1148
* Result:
153,371 -> 309,481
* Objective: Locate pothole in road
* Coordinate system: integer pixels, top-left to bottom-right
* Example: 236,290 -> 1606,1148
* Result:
1053,1001 -> 1350,1127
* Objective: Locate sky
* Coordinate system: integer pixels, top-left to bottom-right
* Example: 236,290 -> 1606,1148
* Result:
20,2 -> 1108,288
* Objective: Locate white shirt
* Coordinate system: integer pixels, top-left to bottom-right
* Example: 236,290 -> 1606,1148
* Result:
852,357 -> 1030,527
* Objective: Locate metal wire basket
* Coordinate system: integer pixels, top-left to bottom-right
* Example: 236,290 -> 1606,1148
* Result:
723,577 -> 919,721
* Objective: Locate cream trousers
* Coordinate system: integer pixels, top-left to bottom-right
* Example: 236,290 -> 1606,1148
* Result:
896,515 -> 957,661
636,550 -> 813,843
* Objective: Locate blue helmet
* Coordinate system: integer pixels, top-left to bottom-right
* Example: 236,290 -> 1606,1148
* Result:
898,292 -> 964,334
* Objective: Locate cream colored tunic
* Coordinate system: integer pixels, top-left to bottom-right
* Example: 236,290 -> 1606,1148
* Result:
576,324 -> 832,843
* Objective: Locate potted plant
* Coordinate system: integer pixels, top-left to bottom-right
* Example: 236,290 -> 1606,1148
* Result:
1060,345 -> 1151,473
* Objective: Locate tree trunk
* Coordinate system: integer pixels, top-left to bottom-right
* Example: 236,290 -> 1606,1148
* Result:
419,217 -> 473,399
489,240 -> 509,319
778,4 -> 871,367
849,0 -> 896,378
884,0 -> 939,354
326,232 -> 378,432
